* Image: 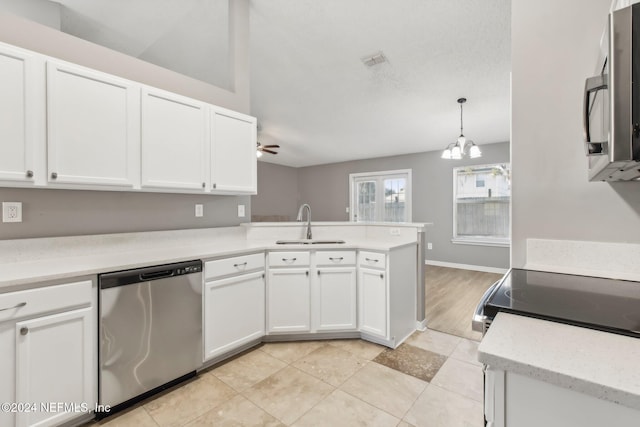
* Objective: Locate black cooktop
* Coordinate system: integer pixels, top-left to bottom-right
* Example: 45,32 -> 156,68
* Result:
485,268 -> 640,338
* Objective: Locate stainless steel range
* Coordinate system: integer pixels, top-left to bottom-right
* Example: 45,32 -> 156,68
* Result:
473,268 -> 640,338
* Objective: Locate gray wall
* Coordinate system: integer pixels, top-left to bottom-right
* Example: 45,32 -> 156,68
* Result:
252,161 -> 299,221
511,0 -> 640,267
0,188 -> 250,240
253,142 -> 510,269
0,1 -> 251,240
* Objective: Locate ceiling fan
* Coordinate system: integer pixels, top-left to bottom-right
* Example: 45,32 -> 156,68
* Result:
256,142 -> 280,157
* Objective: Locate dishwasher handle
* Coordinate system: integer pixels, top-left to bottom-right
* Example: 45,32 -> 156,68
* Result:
99,260 -> 202,289
140,269 -> 174,281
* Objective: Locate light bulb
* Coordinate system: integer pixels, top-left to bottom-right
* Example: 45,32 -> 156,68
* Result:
469,144 -> 482,159
256,150 -> 263,158
441,148 -> 452,159
451,145 -> 462,159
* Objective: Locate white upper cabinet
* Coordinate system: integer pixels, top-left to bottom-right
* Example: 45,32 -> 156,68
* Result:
0,44 -> 43,185
46,60 -> 140,188
211,109 -> 257,194
141,88 -> 208,191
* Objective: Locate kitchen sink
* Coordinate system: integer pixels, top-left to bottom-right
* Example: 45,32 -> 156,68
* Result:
275,239 -> 346,245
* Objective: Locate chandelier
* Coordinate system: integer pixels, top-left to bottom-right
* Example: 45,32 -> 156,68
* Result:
441,97 -> 481,160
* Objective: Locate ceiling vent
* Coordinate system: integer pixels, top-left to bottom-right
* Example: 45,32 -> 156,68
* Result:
361,51 -> 388,67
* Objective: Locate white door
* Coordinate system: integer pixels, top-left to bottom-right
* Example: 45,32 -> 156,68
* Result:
0,44 -> 42,185
15,307 -> 94,427
204,271 -> 265,361
350,170 -> 412,222
47,61 -> 139,187
141,88 -> 208,191
315,267 -> 357,331
358,267 -> 387,338
267,268 -> 310,333
211,110 -> 257,193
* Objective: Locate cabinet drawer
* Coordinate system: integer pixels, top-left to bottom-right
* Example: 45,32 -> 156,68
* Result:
316,251 -> 356,266
205,253 -> 265,280
0,280 -> 93,323
268,251 -> 310,267
358,251 -> 387,269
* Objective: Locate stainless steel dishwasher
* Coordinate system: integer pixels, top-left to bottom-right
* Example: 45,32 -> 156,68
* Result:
97,260 -> 202,416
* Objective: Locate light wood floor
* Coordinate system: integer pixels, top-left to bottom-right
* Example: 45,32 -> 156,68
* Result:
425,265 -> 503,341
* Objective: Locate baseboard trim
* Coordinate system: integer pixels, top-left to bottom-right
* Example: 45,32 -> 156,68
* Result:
416,319 -> 427,331
425,260 -> 508,275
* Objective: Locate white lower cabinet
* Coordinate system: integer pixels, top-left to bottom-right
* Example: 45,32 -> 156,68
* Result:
358,267 -> 387,337
485,368 -> 640,427
267,268 -> 311,333
0,280 -> 96,427
357,248 -> 417,347
314,251 -> 357,332
204,271 -> 265,361
203,255 -> 265,362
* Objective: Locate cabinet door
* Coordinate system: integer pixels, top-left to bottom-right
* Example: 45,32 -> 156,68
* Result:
47,61 -> 139,187
316,267 -> 357,331
267,268 -> 310,333
141,88 -> 208,191
204,271 -> 265,361
0,44 -> 42,185
358,267 -> 387,338
211,110 -> 257,194
15,307 -> 94,427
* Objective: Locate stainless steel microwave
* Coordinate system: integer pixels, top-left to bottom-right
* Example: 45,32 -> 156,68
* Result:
584,3 -> 640,181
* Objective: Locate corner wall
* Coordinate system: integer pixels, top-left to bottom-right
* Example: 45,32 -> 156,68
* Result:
511,0 -> 640,267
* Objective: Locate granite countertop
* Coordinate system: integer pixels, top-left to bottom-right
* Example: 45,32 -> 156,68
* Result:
478,312 -> 640,410
0,227 -> 419,292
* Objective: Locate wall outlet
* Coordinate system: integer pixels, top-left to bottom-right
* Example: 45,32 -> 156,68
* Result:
427,242 -> 433,250
2,202 -> 22,223
195,204 -> 204,217
345,207 -> 350,213
390,228 -> 400,236
237,204 -> 245,217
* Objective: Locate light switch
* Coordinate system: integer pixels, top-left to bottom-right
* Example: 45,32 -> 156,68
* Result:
237,204 -> 245,217
427,242 -> 433,250
195,204 -> 204,217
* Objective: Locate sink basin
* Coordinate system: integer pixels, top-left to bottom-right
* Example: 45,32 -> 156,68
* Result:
275,239 -> 346,245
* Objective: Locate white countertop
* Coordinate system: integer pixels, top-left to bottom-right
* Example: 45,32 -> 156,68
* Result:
478,312 -> 640,410
0,224 -> 422,292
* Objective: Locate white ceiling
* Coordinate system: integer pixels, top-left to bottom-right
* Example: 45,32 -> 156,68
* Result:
34,0 -> 511,168
250,0 -> 511,167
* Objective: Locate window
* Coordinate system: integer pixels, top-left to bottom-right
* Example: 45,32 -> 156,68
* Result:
349,170 -> 412,222
453,164 -> 510,246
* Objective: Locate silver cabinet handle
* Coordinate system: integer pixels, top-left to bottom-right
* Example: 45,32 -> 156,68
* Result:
233,262 -> 248,267
317,270 -> 321,276
365,258 -> 379,263
0,302 -> 26,312
20,327 -> 29,336
213,183 -> 217,189
380,273 -> 384,279
329,257 -> 344,261
282,258 -> 297,262
26,170 -> 34,178
202,182 -> 205,188
51,172 -> 58,179
305,271 -> 309,277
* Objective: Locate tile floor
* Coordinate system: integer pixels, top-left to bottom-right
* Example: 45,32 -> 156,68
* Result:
92,329 -> 483,427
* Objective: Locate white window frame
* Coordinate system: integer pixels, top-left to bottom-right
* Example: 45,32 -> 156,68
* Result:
349,169 -> 412,223
452,163 -> 510,247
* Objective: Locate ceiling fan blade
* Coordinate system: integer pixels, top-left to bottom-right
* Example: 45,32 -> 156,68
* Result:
262,144 -> 280,148
261,148 -> 278,155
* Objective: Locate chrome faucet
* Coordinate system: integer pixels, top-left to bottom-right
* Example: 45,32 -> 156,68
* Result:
296,204 -> 312,240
